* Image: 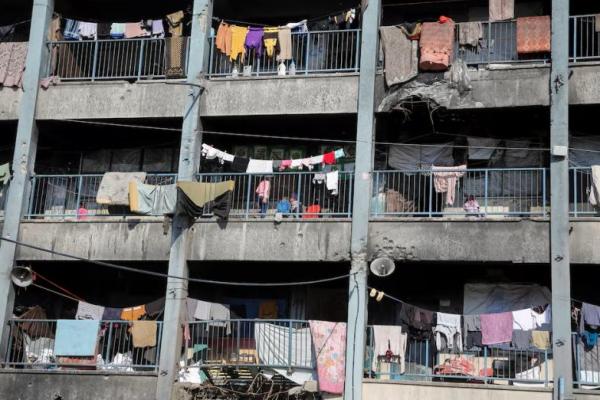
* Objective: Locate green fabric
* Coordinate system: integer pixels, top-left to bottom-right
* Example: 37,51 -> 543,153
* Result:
176,181 -> 234,208
0,163 -> 10,186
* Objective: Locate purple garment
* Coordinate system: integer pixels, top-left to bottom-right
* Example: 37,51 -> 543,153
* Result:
245,27 -> 264,57
480,312 -> 513,345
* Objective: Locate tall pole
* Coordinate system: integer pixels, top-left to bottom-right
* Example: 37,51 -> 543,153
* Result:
156,1 -> 213,399
0,0 -> 54,360
550,0 -> 573,399
344,1 -> 381,400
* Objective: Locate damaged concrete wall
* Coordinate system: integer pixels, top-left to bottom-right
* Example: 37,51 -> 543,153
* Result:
375,64 -> 600,111
15,219 -> 600,264
17,220 -> 352,262
0,372 -> 156,400
0,87 -> 22,120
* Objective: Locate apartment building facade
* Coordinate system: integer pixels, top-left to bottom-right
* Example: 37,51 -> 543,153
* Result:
0,0 -> 599,400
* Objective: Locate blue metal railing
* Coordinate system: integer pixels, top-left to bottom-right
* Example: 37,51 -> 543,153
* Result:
454,15 -> 600,66
365,328 -> 551,386
24,172 -> 353,219
26,173 -> 177,219
197,171 -> 354,219
371,168 -> 549,218
4,319 -> 163,372
207,29 -> 361,77
47,37 -> 190,81
187,319 -> 314,372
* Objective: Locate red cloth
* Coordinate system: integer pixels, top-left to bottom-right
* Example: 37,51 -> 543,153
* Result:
419,21 -> 455,71
303,205 -> 321,219
323,151 -> 336,165
516,16 -> 551,54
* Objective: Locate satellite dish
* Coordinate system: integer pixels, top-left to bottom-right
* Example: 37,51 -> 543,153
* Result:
369,257 -> 395,277
11,266 -> 33,288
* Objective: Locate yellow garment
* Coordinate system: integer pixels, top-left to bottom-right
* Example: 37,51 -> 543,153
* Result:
131,320 -> 157,348
259,301 -> 279,319
277,26 -> 292,61
121,305 -> 146,321
167,11 -> 185,37
229,25 -> 249,62
176,180 -> 235,208
263,27 -> 279,58
531,330 -> 550,350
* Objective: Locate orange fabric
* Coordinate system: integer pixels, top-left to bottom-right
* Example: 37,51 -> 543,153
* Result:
120,305 -> 146,321
516,16 -> 551,54
216,21 -> 231,56
303,205 -> 321,219
229,25 -> 249,62
419,21 -> 455,71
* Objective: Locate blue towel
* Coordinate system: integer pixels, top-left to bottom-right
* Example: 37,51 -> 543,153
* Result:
54,320 -> 100,356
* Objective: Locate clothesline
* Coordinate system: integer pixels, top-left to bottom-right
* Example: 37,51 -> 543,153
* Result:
369,286 -> 596,317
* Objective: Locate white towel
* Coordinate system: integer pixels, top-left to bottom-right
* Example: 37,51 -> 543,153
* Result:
76,302 -> 105,320
372,325 -> 407,373
590,166 -> 600,207
246,159 -> 274,173
326,171 -> 339,195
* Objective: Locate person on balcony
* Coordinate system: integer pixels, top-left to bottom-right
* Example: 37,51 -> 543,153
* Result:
303,199 -> 321,219
77,202 -> 89,220
276,197 -> 291,217
256,177 -> 271,217
463,195 -> 481,216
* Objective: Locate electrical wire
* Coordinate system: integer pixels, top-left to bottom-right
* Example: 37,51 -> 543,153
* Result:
30,282 -> 85,304
60,119 -> 571,153
34,271 -> 85,302
1,237 -> 354,287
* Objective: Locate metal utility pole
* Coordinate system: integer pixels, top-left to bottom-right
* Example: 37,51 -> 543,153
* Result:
0,0 -> 54,360
550,0 -> 573,399
156,1 -> 213,399
344,1 -> 381,400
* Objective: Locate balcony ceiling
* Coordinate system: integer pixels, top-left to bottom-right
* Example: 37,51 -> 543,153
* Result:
2,0 -> 358,24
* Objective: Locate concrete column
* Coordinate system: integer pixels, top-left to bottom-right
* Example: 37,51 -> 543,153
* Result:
0,0 -> 54,360
550,0 -> 573,399
155,1 -> 213,399
344,1 -> 381,400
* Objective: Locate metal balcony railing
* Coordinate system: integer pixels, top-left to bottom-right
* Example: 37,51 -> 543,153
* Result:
47,37 -> 190,81
207,29 -> 361,77
24,172 -> 353,220
371,168 -> 549,218
25,174 -> 177,219
197,171 -> 354,219
187,319 -> 314,372
365,329 -> 551,385
4,319 -> 162,372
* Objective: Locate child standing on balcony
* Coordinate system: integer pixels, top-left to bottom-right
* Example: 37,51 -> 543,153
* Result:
463,195 -> 481,216
256,177 -> 271,217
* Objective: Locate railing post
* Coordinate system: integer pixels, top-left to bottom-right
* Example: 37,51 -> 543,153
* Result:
25,175 -> 36,219
208,36 -> 214,78
347,173 -> 353,218
236,320 -> 241,365
104,321 -> 113,366
374,172 -> 380,216
484,169 -> 489,214
304,32 -> 311,75
572,17 -> 577,63
355,30 -> 361,72
428,172 -> 433,217
155,321 -> 163,372
483,346 -> 488,384
75,175 -> 83,219
245,175 -> 252,218
287,320 -> 293,372
4,320 -> 13,364
544,348 -> 549,387
91,39 -> 99,81
296,174 -> 303,218
542,168 -> 547,216
487,22 -> 492,64
573,168 -> 578,217
137,39 -> 146,81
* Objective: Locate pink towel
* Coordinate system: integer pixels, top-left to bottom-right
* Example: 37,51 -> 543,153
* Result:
309,320 -> 346,394
480,312 -> 513,345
